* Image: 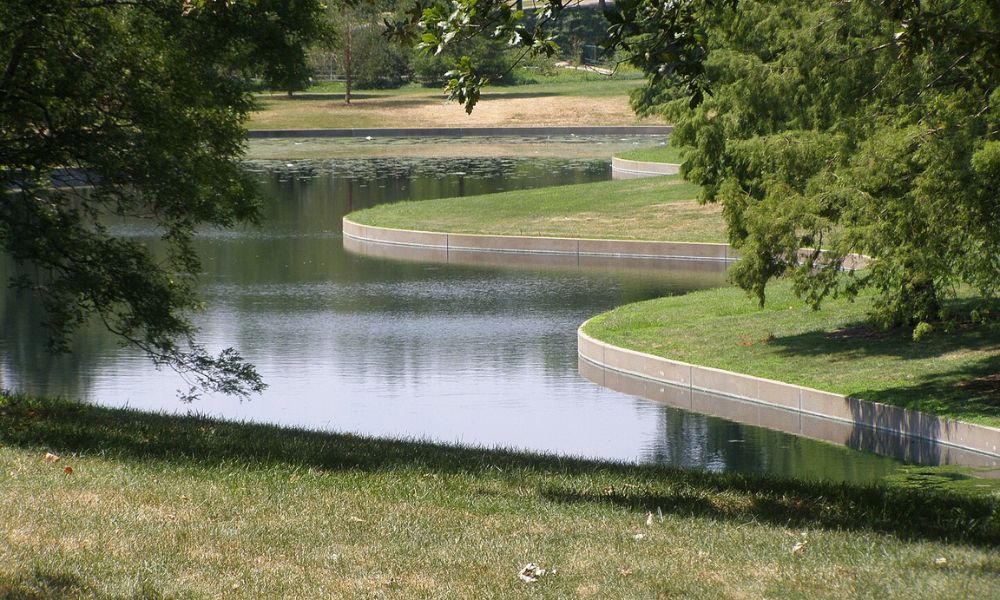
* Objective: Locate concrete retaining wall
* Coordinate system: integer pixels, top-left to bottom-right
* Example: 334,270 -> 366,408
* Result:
611,157 -> 680,179
344,235 -> 732,281
578,326 -> 1000,461
250,126 -> 674,139
343,218 -> 736,262
342,220 -> 996,463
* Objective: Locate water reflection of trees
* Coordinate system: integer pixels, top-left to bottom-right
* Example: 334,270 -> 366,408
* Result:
251,156 -> 610,236
641,398 -> 904,482
0,261 -> 118,400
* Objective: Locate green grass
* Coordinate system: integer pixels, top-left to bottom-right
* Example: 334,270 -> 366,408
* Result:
585,280 -> 1000,428
2,392 -> 1000,599
348,176 -> 727,243
615,144 -> 689,163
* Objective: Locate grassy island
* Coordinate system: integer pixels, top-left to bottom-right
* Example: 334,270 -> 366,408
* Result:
348,177 -> 726,243
585,281 -> 1000,429
614,144 -> 688,164
2,393 -> 999,599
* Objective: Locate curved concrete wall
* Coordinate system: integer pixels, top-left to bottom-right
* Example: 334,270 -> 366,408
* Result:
344,235 -> 731,283
343,218 -> 736,262
578,326 -> 1000,461
342,219 -> 992,463
611,157 -> 680,179
250,126 -> 674,139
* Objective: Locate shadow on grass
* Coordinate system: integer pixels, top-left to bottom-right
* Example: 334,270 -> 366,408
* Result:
258,91 -> 565,104
767,318 -> 1000,419
2,394 -> 998,547
257,92 -> 390,102
477,91 -> 560,100
0,567 -> 164,600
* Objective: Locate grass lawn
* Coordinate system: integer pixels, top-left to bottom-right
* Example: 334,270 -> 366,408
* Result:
585,280 -> 1000,428
348,176 -> 727,243
615,144 -> 689,164
249,71 -> 648,130
2,393 -> 999,599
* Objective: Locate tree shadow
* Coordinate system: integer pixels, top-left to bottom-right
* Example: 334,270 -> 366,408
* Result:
477,91 -> 560,100
767,321 -> 1000,420
257,92 -> 389,102
0,567 -> 164,600
769,319 -> 1000,362
2,395 -> 998,547
538,467 -> 1000,548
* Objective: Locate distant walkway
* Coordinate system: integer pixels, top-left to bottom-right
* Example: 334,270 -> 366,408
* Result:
247,125 -> 673,139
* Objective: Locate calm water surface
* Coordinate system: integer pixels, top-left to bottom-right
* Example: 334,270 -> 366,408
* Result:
0,154 -> 909,482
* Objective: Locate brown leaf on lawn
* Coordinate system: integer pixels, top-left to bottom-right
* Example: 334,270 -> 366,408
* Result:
63,466 -> 73,475
44,452 -> 60,463
791,541 -> 808,554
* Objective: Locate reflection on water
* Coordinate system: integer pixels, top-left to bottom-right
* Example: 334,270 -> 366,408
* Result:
1,155 -> 909,482
583,360 -> 1000,474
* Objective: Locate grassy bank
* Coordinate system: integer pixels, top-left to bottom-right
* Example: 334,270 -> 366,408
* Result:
348,176 -> 727,243
585,280 -> 1000,428
615,144 -> 688,163
249,73 -> 647,130
2,393 -> 999,599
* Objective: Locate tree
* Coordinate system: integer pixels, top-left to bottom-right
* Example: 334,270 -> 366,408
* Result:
327,1 -> 412,103
0,0 -> 328,399
634,0 -> 1000,329
396,0 -> 1000,329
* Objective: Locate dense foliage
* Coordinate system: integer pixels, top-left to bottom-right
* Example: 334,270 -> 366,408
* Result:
412,36 -> 518,87
638,1 -> 1000,328
403,0 -> 1000,329
0,0 -> 327,398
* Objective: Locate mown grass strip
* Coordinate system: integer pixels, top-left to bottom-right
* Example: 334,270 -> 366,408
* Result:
585,280 -> 1000,428
348,176 -> 727,243
614,144 -> 688,164
1,393 -> 999,599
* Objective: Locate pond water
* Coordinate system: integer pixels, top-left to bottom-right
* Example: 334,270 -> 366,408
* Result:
0,153 -> 915,482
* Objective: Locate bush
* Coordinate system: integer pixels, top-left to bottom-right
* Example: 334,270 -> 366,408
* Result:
347,25 -> 410,89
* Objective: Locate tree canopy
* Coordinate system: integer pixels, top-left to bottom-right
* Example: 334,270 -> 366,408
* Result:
402,0 -> 1000,330
638,0 -> 1000,329
0,0 -> 328,398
